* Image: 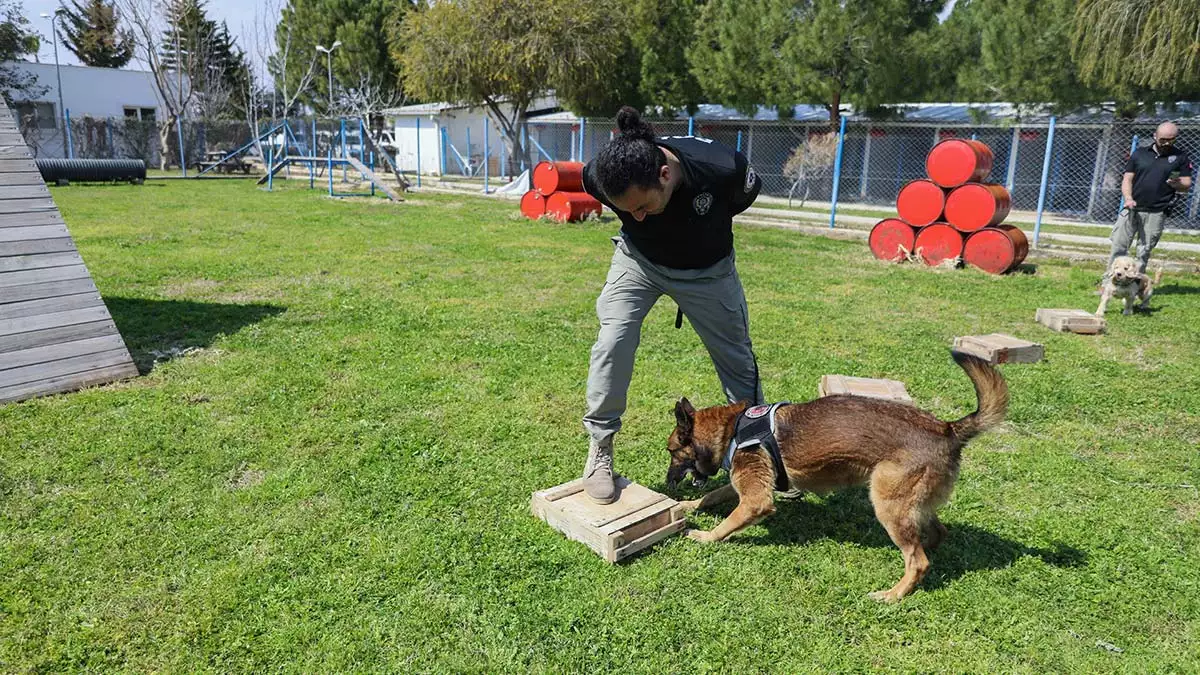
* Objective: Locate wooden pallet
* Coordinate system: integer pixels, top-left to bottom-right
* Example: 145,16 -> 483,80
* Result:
1035,308 -> 1106,335
818,375 -> 913,404
531,476 -> 686,563
953,333 -> 1044,364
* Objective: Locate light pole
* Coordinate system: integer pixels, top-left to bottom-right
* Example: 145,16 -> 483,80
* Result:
315,41 -> 342,115
40,9 -> 67,157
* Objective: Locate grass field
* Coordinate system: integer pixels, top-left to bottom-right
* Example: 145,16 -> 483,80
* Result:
2,179 -> 1199,671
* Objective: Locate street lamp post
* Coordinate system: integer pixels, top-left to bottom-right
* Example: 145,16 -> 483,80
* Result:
314,41 -> 342,115
40,9 -> 67,157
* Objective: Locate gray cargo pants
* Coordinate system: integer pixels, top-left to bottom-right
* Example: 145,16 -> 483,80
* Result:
1109,207 -> 1166,274
583,236 -> 764,443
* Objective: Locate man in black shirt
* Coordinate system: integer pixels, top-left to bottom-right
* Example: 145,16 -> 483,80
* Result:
1109,121 -> 1194,275
578,107 -> 764,504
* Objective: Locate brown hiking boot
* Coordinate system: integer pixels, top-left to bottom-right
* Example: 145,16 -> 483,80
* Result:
583,436 -> 617,504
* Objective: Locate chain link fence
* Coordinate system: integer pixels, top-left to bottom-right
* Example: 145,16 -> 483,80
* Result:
12,109 -> 1199,229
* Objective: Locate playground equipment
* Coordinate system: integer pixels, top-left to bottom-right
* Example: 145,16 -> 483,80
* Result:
0,98 -> 139,404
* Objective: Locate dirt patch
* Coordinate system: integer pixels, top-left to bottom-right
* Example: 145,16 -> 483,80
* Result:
226,464 -> 265,491
163,278 -> 221,297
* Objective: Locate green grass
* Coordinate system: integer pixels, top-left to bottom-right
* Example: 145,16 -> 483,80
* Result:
3,179 -> 1199,671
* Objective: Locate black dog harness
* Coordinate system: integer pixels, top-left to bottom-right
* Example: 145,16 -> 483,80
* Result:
722,402 -> 791,492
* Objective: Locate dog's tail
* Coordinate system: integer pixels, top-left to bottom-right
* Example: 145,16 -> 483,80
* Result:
946,351 -> 1009,443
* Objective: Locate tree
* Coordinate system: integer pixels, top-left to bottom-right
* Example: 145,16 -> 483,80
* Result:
1072,0 -> 1200,93
689,0 -> 945,129
0,0 -> 45,103
277,0 -> 407,116
58,0 -> 134,68
628,0 -> 703,116
156,1 -> 247,119
393,0 -> 632,172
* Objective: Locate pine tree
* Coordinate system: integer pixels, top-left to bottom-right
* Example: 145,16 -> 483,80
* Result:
58,0 -> 134,68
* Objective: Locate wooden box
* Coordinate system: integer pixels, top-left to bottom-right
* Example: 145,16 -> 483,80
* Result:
1035,308 -> 1106,335
953,333 -> 1044,364
818,375 -> 913,404
531,476 -> 686,563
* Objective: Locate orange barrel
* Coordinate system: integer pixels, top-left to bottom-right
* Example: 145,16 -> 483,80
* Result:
533,161 -> 585,194
896,179 -> 948,227
963,224 -> 1029,275
913,223 -> 964,267
520,190 -> 547,219
546,192 -> 602,222
944,183 -> 1011,232
868,218 -> 917,262
926,139 -> 994,188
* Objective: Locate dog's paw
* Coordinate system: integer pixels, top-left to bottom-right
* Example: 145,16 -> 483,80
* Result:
868,589 -> 904,604
1122,308 -> 1133,316
685,528 -> 716,544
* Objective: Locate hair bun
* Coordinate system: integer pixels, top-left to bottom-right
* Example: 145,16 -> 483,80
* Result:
615,106 -> 655,142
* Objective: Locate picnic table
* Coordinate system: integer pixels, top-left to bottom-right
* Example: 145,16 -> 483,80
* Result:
196,150 -> 251,174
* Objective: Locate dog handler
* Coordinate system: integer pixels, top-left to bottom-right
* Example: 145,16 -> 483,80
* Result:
579,106 -> 764,504
1108,121 -> 1193,276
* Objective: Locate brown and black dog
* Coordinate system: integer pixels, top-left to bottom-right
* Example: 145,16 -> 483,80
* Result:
666,351 -> 1008,602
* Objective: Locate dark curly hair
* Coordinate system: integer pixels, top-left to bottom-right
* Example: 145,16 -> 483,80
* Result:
594,106 -> 666,200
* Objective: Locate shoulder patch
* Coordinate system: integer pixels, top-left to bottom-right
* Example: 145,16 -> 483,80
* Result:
693,192 -> 713,215
744,404 -> 771,419
744,166 -> 757,193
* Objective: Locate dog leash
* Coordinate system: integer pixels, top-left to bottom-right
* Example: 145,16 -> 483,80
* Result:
675,307 -> 683,329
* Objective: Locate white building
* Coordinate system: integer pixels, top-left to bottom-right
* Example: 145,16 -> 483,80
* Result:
3,61 -> 166,158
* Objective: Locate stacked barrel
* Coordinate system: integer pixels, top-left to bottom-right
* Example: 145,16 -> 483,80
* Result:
520,161 -> 603,222
869,139 -> 1028,274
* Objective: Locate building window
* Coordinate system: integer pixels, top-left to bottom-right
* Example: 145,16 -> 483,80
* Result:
14,101 -> 57,129
123,107 -> 157,122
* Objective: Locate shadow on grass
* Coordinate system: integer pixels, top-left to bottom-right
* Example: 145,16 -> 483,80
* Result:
1153,283 -> 1200,296
104,296 -> 286,374
670,486 -> 1087,590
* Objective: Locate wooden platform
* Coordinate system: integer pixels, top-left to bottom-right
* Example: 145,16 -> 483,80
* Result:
531,476 -> 685,563
1035,308 -> 1106,335
0,100 -> 138,404
953,333 -> 1044,364
818,374 -> 913,404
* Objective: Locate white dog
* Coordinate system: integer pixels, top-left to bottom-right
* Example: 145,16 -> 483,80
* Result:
1096,256 -> 1162,316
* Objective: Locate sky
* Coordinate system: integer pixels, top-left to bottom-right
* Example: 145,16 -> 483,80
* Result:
19,0 -> 276,73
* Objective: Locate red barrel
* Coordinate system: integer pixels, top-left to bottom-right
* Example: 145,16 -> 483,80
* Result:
913,223 -> 964,267
520,190 -> 547,219
926,139 -> 994,188
944,183 -> 1011,232
963,224 -> 1029,274
533,161 -> 585,194
546,192 -> 602,222
868,219 -> 916,262
896,179 -> 948,227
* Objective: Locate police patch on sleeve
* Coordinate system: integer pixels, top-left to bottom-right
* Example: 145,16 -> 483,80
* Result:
744,166 -> 757,193
693,192 -> 713,215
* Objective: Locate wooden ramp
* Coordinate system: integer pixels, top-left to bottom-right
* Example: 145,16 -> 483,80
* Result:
0,100 -> 138,404
345,157 -> 403,202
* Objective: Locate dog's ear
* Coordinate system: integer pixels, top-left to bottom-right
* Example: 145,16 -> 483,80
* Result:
674,397 -> 695,433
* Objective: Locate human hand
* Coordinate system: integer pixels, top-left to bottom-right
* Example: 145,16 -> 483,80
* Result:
1124,198 -> 1136,209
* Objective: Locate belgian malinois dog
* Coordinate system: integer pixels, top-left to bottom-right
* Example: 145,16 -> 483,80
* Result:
666,352 -> 1008,602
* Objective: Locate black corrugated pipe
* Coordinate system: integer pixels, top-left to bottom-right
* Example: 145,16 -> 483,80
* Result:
35,158 -> 147,185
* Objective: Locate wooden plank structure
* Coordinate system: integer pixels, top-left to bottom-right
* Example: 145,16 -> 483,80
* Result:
953,333 -> 1045,364
1035,308 -> 1106,335
0,99 -> 138,404
531,476 -> 686,563
818,374 -> 914,404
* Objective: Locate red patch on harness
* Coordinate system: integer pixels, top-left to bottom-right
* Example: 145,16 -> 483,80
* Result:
745,404 -> 771,419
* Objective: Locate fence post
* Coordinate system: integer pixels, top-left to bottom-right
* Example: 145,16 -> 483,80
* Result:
106,117 -> 114,158
829,115 -> 847,229
746,124 -> 754,162
1005,126 -> 1020,192
1033,116 -> 1057,248
483,122 -> 489,193
1086,126 -> 1111,219
328,147 -> 334,197
520,124 -> 526,173
688,116 -> 694,136
266,143 -> 273,191
340,118 -> 347,182
466,126 -> 472,171
1119,135 -> 1138,211
500,132 -> 507,180
175,115 -> 185,176
578,117 -> 586,162
440,123 -> 447,175
416,116 -> 422,188
736,130 -> 742,152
